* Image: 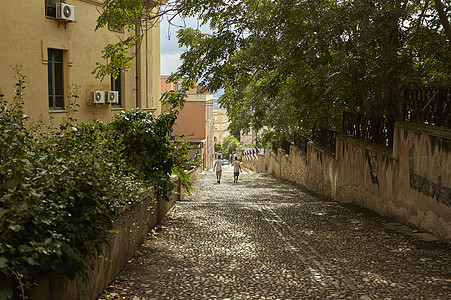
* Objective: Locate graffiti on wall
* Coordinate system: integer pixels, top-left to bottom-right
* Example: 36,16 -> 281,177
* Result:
409,145 -> 451,207
367,154 -> 379,185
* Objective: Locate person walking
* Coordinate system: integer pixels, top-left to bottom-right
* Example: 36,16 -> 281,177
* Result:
231,157 -> 241,183
213,155 -> 224,184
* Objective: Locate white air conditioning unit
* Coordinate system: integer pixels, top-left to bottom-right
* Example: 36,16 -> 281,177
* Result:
56,3 -> 77,22
107,91 -> 119,104
90,91 -> 106,104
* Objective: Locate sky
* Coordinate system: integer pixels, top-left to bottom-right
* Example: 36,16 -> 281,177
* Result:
159,14 -> 224,98
160,15 -> 205,76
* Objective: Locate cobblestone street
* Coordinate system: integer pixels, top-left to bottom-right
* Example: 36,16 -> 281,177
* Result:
98,166 -> 451,299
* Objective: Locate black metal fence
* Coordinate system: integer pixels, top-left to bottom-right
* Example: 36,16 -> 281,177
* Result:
294,132 -> 310,153
343,111 -> 395,148
403,87 -> 450,128
281,139 -> 292,154
259,87 -> 449,156
312,127 -> 338,152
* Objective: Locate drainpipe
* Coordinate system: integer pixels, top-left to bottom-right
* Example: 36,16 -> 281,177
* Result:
135,24 -> 139,108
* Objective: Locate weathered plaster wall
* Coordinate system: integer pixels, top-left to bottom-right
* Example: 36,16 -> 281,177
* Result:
267,151 -> 280,178
306,144 -> 338,198
335,136 -> 397,214
288,146 -> 308,186
394,123 -> 451,237
245,123 -> 451,238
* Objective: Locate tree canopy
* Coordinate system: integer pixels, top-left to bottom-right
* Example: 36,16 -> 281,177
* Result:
219,135 -> 243,160
172,0 -> 451,136
96,0 -> 451,138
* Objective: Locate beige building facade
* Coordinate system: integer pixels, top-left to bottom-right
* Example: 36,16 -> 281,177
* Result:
0,0 -> 162,125
161,76 -> 215,169
241,130 -> 258,145
213,108 -> 230,144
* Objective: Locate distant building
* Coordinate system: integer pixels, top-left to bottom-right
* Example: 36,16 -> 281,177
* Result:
161,76 -> 214,169
241,130 -> 258,145
213,105 -> 230,144
0,0 -> 163,125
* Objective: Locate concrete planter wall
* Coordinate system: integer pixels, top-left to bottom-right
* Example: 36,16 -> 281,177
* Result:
30,168 -> 200,300
246,123 -> 451,239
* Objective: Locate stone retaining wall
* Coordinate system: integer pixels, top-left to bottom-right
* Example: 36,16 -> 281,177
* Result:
30,167 -> 201,300
244,122 -> 451,239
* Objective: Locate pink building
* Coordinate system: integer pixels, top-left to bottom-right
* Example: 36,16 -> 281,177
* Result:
161,76 -> 214,169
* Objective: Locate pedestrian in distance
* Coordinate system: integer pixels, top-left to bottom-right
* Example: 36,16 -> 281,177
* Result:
213,155 -> 224,184
231,157 -> 241,183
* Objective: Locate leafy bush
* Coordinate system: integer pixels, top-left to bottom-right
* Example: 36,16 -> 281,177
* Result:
220,135 -> 243,160
170,135 -> 201,190
108,109 -> 177,199
0,69 -> 191,298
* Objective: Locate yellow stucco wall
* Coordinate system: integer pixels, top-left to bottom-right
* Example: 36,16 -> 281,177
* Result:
0,0 -> 161,125
213,108 -> 230,144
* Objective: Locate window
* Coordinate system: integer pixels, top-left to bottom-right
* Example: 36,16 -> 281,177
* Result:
48,49 -> 64,110
111,71 -> 122,107
45,0 -> 58,18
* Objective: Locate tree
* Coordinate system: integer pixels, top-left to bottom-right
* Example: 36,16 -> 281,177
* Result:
214,142 -> 222,154
95,0 -> 451,140
228,122 -> 241,141
170,0 -> 451,136
433,0 -> 451,43
221,135 -> 242,160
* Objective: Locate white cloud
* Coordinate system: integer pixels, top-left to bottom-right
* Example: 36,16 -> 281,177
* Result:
160,14 -> 210,75
161,52 -> 182,76
159,13 -> 223,96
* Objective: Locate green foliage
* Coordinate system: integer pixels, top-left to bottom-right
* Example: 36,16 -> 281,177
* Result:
0,69 -> 187,298
92,38 -> 137,80
160,76 -> 197,111
94,0 -> 451,142
108,109 -> 176,199
170,135 -> 200,190
170,0 -> 451,142
220,135 -> 243,160
170,134 -> 200,171
93,0 -> 146,79
258,129 -> 286,150
93,0 -> 175,79
96,0 -> 145,33
214,143 -> 222,153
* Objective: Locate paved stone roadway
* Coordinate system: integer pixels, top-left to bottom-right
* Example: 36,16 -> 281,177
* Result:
98,166 -> 450,300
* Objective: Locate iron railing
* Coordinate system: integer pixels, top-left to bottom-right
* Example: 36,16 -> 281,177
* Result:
312,127 -> 338,152
403,87 -> 450,128
343,111 -> 395,148
294,132 -> 310,153
281,139 -> 292,154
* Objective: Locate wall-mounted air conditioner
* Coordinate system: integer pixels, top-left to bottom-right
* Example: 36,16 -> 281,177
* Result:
56,3 -> 77,22
90,91 -> 106,104
107,91 -> 119,104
